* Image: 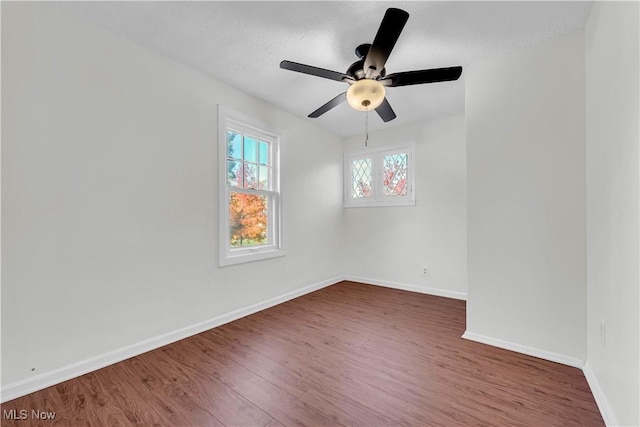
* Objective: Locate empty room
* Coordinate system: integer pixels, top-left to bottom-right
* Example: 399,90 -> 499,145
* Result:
1,1 -> 638,426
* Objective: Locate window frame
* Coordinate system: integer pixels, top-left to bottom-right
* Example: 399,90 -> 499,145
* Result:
218,105 -> 285,266
344,143 -> 415,208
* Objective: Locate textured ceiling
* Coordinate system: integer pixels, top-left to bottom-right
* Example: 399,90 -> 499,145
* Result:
58,1 -> 592,137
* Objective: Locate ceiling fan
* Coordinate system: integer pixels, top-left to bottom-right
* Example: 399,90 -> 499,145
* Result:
280,8 -> 463,123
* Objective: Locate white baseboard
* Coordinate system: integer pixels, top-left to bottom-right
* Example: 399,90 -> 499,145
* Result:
461,330 -> 585,369
343,275 -> 467,301
582,362 -> 618,427
1,276 -> 340,403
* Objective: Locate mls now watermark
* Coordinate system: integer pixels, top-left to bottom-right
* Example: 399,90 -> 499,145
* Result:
3,409 -> 56,421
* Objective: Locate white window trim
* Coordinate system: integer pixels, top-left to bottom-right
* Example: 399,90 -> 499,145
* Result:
344,143 -> 416,208
218,105 -> 286,266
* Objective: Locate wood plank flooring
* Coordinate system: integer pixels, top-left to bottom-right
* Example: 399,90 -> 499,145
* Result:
1,281 -> 604,426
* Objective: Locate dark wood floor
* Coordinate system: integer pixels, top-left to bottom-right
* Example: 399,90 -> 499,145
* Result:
2,281 -> 604,426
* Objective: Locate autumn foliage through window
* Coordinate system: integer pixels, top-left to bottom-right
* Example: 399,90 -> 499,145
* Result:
351,158 -> 373,199
383,153 -> 408,196
229,193 -> 267,247
226,130 -> 273,248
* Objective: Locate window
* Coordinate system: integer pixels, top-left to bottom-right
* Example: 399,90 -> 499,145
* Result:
344,144 -> 415,207
218,106 -> 284,266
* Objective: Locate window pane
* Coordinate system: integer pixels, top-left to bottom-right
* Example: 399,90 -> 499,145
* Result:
227,160 -> 242,187
351,158 -> 372,198
243,162 -> 258,189
229,192 -> 268,248
244,136 -> 257,163
259,141 -> 269,165
227,131 -> 242,159
258,165 -> 270,190
383,153 -> 408,196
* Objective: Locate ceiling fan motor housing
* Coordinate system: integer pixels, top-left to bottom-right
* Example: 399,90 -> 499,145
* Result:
347,55 -> 386,81
355,43 -> 371,59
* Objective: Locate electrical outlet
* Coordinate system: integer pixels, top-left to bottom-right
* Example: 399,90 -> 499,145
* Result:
422,267 -> 429,277
600,320 -> 606,346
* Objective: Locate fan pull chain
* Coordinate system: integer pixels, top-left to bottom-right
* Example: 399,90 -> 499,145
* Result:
365,109 -> 369,147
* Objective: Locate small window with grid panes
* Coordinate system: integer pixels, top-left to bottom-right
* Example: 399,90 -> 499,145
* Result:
344,144 -> 415,207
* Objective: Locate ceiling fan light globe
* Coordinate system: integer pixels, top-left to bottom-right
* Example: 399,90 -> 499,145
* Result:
346,79 -> 385,111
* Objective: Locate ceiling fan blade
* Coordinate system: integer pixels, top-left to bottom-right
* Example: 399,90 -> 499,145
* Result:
308,92 -> 347,118
382,66 -> 463,87
363,8 -> 409,79
375,97 -> 397,122
280,60 -> 350,82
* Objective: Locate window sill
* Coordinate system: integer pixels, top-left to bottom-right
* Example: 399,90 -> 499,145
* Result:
344,199 -> 416,208
219,248 -> 287,267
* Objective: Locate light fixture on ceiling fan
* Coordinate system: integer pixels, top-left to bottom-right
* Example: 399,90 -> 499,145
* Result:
346,79 -> 386,111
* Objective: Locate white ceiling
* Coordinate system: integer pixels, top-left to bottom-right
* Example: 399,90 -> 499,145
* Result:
58,1 -> 592,137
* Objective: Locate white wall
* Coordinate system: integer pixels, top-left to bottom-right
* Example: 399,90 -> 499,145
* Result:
465,31 -> 587,364
342,115 -> 467,300
584,2 -> 639,426
1,2 -> 344,398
